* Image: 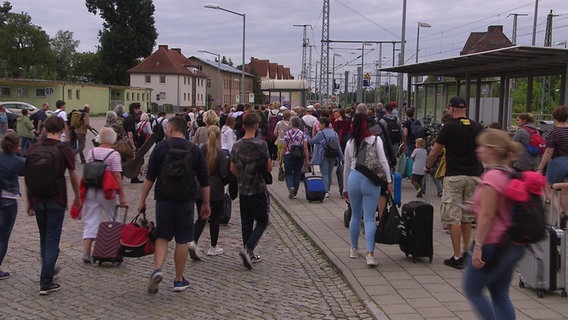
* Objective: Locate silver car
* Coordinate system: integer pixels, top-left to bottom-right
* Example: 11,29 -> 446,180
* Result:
0,101 -> 38,114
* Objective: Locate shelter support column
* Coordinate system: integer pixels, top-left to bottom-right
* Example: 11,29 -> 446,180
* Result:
499,76 -> 506,125
527,76 -> 534,112
475,77 -> 482,122
503,76 -> 511,128
562,64 -> 568,105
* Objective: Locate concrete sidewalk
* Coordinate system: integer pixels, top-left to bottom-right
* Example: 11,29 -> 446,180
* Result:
267,167 -> 568,320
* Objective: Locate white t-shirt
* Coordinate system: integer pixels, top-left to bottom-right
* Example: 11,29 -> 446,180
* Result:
221,125 -> 236,151
54,109 -> 68,142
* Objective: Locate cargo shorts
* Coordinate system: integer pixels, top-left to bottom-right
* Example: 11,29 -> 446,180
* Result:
440,175 -> 480,225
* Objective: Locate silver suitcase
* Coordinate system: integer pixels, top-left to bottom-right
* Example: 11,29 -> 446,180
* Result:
518,184 -> 568,298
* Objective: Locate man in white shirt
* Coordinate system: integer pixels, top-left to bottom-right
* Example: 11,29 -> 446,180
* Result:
301,105 -> 319,137
53,100 -> 69,143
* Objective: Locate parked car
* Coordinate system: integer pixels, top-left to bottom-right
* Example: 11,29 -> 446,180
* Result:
5,109 -> 18,130
0,101 -> 38,115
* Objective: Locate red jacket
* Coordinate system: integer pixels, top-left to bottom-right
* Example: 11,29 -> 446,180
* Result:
71,171 -> 121,219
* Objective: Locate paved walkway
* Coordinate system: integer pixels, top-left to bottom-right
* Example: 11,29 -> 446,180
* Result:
267,166 -> 568,319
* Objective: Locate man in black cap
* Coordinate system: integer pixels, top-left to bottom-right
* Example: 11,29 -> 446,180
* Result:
425,96 -> 483,269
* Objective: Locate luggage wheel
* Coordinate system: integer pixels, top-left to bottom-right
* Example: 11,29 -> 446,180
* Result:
537,290 -> 544,298
561,289 -> 567,298
428,256 -> 433,264
518,280 -> 525,288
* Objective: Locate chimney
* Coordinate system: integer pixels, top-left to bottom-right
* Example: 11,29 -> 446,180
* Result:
487,25 -> 503,33
158,44 -> 168,50
172,48 -> 182,54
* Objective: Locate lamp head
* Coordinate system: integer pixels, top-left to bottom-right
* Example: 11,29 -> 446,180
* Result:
204,3 -> 220,9
418,22 -> 431,28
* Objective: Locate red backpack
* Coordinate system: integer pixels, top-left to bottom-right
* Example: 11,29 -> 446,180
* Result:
523,127 -> 546,155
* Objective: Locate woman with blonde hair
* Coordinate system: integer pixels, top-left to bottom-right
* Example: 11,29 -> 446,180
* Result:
193,125 -> 229,256
193,110 -> 219,144
464,128 -> 541,320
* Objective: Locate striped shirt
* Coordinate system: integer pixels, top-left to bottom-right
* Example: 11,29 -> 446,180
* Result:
545,127 -> 568,158
86,147 -> 122,172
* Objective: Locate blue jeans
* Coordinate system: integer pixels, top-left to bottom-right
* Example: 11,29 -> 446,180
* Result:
464,243 -> 525,320
33,199 -> 65,288
284,154 -> 304,193
20,137 -> 33,156
239,192 -> 269,252
348,170 -> 380,253
0,198 -> 18,267
319,157 -> 335,192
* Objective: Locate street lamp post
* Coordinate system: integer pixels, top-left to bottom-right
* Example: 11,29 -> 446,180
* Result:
204,3 -> 246,105
415,22 -> 431,63
332,53 -> 341,93
198,49 -> 221,107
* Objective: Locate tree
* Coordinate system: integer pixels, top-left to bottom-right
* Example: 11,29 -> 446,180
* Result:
0,1 -> 11,27
0,9 -> 55,79
50,30 -> 80,80
73,51 -> 105,83
86,0 -> 158,85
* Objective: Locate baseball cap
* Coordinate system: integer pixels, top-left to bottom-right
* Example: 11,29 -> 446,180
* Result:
279,106 -> 287,111
306,105 -> 315,111
448,96 -> 466,108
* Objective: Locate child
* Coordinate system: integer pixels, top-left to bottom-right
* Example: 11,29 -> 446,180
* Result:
411,138 -> 427,198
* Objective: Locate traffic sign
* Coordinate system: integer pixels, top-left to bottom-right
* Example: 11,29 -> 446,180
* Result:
364,73 -> 371,80
249,93 -> 254,103
235,95 -> 240,103
362,79 -> 370,87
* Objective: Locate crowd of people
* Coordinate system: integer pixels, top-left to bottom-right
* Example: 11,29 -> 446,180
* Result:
2,97 -> 568,320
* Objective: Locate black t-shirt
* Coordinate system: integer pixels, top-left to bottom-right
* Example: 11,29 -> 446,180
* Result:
123,114 -> 137,134
403,118 -> 414,146
436,117 -> 483,177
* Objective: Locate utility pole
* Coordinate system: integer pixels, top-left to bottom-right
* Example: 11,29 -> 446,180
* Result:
539,10 -> 558,115
293,24 -> 311,81
397,0 -> 407,109
507,13 -> 528,45
532,0 -> 539,45
308,45 -> 316,92
319,0 -> 330,100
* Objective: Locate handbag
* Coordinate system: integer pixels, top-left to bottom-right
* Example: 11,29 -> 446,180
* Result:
118,210 -> 155,258
355,136 -> 387,186
375,196 -> 402,244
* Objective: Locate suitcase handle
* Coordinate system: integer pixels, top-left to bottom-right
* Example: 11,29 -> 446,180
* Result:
114,205 -> 129,224
552,183 -> 568,227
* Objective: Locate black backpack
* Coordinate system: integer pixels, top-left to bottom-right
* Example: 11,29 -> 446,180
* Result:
152,118 -> 166,141
383,117 -> 402,144
25,142 -> 65,199
411,119 -> 426,140
82,150 -> 116,189
159,140 -> 196,201
321,131 -> 340,158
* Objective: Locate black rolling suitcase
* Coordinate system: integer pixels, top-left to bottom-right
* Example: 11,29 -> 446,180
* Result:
399,200 -> 434,263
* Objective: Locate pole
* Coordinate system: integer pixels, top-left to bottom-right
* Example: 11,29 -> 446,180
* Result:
397,0 -> 407,109
415,23 -> 420,64
241,14 -> 246,104
532,0 -> 539,46
216,54 -> 221,106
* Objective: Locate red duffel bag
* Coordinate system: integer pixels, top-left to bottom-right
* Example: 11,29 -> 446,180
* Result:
118,210 -> 155,258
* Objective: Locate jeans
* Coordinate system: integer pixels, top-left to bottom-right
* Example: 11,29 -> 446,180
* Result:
33,199 -> 65,288
0,198 -> 17,267
464,243 -> 525,320
284,154 -> 304,193
405,144 -> 415,158
239,192 -> 269,252
319,157 -> 335,193
76,133 -> 87,162
348,170 -> 380,253
194,199 -> 223,246
20,137 -> 33,156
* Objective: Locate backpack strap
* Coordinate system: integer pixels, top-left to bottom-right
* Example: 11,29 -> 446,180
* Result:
91,148 -> 116,162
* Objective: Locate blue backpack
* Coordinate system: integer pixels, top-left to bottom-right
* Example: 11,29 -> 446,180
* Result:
411,120 -> 426,139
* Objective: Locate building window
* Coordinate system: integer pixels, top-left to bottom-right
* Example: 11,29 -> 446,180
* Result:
0,87 -> 10,96
76,90 -> 80,99
68,89 -> 72,99
160,76 -> 166,84
184,93 -> 186,101
127,92 -> 130,101
207,79 -> 211,88
159,92 -> 166,100
145,75 -> 151,83
137,93 -> 140,101
35,88 -> 46,97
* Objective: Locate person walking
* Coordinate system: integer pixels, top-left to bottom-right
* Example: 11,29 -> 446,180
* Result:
379,103 -> 403,154
230,113 -> 272,269
193,125 -> 229,256
426,96 -> 483,269
464,128 -> 531,320
25,116 -> 81,295
274,109 -> 292,161
80,127 -> 127,263
0,132 -> 26,279
283,116 -> 310,199
410,138 -> 428,198
193,110 -> 219,145
138,116 -> 211,294
16,108 -> 36,156
0,104 -> 9,136
306,117 -> 343,197
512,112 -> 541,172
74,104 -> 94,164
221,115 -> 236,155
104,111 -> 132,163
342,113 -> 392,267
123,103 -> 142,183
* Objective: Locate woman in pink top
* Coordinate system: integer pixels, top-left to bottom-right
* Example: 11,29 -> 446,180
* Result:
464,128 -> 525,320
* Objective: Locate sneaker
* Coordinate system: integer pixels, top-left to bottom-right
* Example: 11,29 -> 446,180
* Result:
416,192 -> 423,198
239,247 -> 253,270
444,256 -> 464,270
349,248 -> 359,259
83,254 -> 92,264
130,177 -> 143,184
39,282 -> 61,296
53,266 -> 61,277
250,254 -> 262,264
206,246 -> 224,256
437,191 -> 443,197
173,277 -> 190,292
0,271 -> 10,280
147,269 -> 163,295
366,255 -> 378,267
289,187 -> 295,199
325,192 -> 330,198
188,241 -> 202,261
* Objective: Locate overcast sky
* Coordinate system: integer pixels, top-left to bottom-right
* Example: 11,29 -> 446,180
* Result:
12,0 -> 568,80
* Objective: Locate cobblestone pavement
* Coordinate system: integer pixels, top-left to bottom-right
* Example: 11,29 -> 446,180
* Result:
0,119 -> 371,319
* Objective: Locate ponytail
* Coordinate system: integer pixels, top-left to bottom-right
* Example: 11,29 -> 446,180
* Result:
205,126 -> 220,174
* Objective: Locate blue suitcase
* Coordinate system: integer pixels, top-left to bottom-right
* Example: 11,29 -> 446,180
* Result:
304,174 -> 326,202
391,172 -> 402,206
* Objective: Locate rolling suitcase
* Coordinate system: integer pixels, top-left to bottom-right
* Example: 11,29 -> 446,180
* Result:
399,200 -> 434,263
92,206 -> 128,265
391,172 -> 402,206
304,169 -> 326,202
518,183 -> 567,298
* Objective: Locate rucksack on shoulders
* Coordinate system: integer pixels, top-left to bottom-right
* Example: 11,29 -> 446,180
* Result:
70,110 -> 84,129
152,118 -> 166,141
410,120 -> 426,139
522,126 -> 546,155
25,142 -> 66,199
160,140 -> 196,201
321,131 -> 340,158
384,117 -> 402,144
82,149 -> 116,189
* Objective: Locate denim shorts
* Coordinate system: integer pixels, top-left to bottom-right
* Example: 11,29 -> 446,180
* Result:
546,156 -> 568,185
155,199 -> 194,243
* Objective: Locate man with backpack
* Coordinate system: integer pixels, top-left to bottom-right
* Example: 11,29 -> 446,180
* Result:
52,100 -> 70,144
123,103 -> 142,183
379,103 -> 403,153
25,115 -> 81,295
152,111 -> 168,143
72,104 -> 94,164
402,108 -> 426,157
137,116 -> 211,295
